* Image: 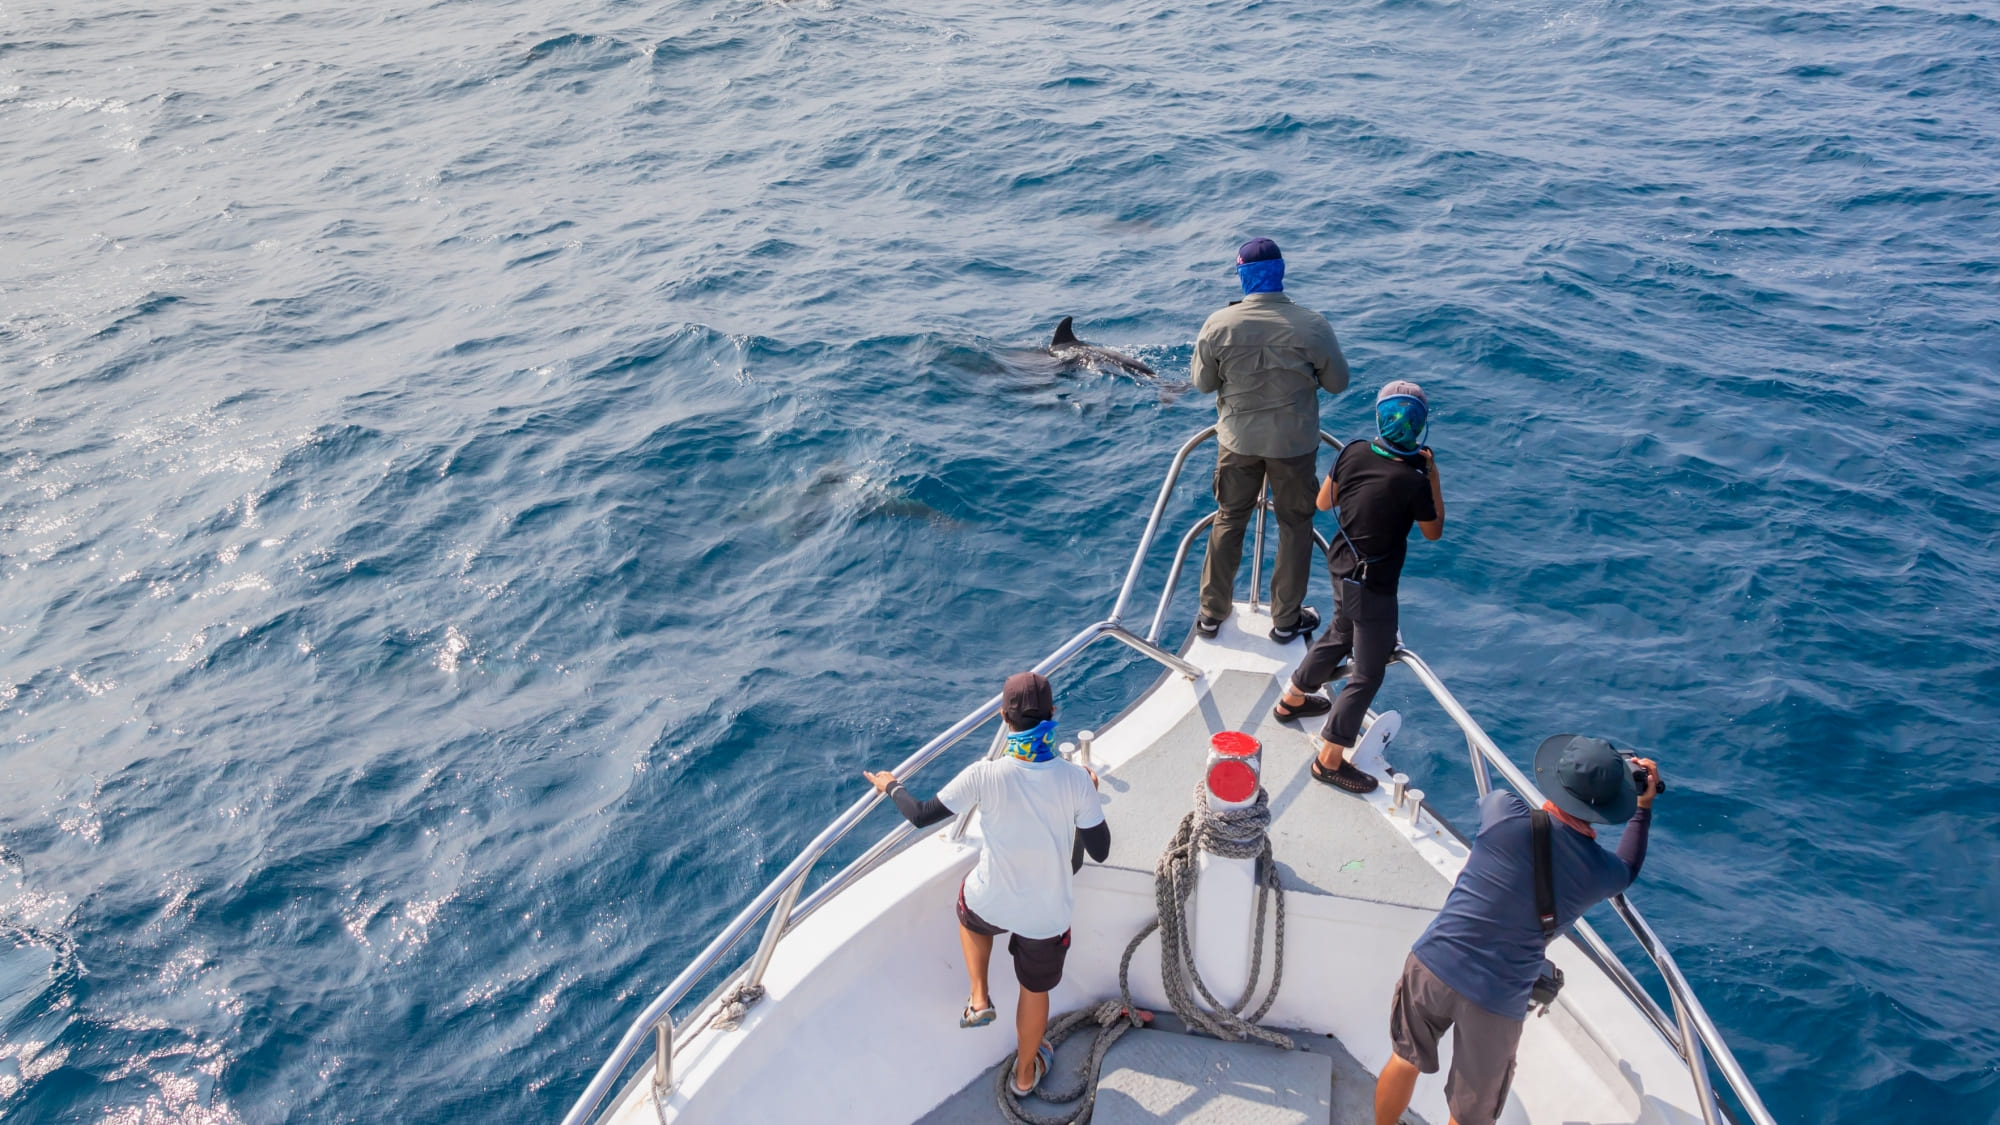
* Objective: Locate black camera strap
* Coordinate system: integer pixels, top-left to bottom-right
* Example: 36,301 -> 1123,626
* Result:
1530,808 -> 1557,940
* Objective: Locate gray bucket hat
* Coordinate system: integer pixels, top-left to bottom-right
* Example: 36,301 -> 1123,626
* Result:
1533,734 -> 1638,825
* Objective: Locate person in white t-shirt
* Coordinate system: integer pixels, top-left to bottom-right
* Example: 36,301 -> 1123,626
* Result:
865,671 -> 1111,1097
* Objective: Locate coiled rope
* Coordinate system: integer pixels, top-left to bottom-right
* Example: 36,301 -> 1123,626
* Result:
995,781 -> 1290,1124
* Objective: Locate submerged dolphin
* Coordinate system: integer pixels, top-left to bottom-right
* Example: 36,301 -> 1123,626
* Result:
1048,317 -> 1156,377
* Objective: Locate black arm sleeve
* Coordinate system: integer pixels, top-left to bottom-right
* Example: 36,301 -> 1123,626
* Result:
887,782 -> 952,829
1617,806 -> 1652,881
1078,821 -> 1111,863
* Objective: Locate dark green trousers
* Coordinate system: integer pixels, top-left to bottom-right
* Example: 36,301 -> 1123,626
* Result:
1198,448 -> 1320,629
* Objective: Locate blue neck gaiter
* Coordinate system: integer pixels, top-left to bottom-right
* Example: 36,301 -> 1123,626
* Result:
1237,258 -> 1285,294
1004,719 -> 1059,763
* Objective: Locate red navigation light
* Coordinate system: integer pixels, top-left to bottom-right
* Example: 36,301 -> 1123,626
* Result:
1207,759 -> 1259,804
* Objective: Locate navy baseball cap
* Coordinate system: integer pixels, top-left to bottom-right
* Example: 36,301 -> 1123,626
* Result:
1533,734 -> 1638,824
1236,237 -> 1282,264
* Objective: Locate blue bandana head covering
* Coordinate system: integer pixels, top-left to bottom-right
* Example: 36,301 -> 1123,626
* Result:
1237,259 -> 1284,294
1373,380 -> 1429,456
1004,719 -> 1059,763
1236,238 -> 1284,294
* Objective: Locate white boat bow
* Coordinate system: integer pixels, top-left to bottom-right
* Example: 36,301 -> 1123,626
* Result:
561,428 -> 1775,1125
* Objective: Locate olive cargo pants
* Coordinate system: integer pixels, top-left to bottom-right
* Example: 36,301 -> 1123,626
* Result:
1198,448 -> 1320,631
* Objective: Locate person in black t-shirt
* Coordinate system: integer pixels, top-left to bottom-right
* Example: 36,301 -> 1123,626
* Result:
1272,381 -> 1445,793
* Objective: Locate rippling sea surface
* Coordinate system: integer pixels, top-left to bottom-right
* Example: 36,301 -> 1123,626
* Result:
3,0 -> 1996,1120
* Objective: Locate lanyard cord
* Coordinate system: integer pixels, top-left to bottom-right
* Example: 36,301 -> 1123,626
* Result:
1331,509 -> 1383,580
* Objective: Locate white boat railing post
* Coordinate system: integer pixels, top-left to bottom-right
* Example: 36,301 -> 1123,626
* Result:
652,1017 -> 673,1100
1109,426 -> 1216,625
742,874 -> 806,992
1147,513 -> 1216,645
1615,895 -> 1777,1125
1248,482 -> 1268,613
1104,624 -> 1203,679
1467,732 -> 1492,798
1673,989 -> 1724,1125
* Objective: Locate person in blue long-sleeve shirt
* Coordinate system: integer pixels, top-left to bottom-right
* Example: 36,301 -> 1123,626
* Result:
1373,735 -> 1663,1125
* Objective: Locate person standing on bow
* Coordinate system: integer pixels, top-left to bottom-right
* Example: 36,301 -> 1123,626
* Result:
1372,737 -> 1662,1125
1191,237 -> 1351,644
1271,381 -> 1443,793
863,672 -> 1110,1098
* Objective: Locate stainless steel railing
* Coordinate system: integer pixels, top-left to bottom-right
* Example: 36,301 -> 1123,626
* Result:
560,430 -> 1227,1125
562,425 -> 1775,1125
1389,650 -> 1774,1125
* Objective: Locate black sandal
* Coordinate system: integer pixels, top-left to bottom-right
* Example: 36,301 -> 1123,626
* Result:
1273,694 -> 1333,722
1268,606 -> 1321,644
1310,757 -> 1380,794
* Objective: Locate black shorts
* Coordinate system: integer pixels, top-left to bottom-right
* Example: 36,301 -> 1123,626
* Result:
956,881 -> 1071,993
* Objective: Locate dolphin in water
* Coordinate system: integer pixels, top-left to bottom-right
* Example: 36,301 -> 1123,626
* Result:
1047,317 -> 1156,377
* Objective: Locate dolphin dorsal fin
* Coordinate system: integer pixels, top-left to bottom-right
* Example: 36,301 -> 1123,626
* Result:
1051,316 -> 1078,347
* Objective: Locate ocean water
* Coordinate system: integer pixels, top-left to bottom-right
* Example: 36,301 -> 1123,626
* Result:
2,0 -> 1997,1121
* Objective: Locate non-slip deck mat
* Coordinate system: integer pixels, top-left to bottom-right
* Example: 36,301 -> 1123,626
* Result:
913,1027 -> 1334,1125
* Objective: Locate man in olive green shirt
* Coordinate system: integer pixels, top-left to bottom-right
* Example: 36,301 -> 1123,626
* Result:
1192,238 -> 1351,642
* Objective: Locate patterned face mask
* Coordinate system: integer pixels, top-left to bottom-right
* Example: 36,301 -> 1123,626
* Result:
1375,394 -> 1429,455
1003,719 -> 1059,762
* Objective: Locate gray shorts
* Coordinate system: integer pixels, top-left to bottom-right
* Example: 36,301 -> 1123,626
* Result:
1388,952 -> 1525,1125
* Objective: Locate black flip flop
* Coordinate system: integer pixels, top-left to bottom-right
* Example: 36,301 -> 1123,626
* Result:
1273,694 -> 1332,722
1310,757 -> 1380,794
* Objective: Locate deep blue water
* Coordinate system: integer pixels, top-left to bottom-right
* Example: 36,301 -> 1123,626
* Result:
2,0 -> 1997,1121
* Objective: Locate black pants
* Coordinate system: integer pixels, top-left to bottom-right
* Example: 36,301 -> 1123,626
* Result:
1290,579 -> 1398,747
1198,448 -> 1320,629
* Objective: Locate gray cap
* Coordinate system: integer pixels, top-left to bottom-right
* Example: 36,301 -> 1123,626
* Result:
1377,380 -> 1426,405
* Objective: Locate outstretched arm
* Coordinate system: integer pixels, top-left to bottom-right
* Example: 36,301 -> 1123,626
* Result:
865,771 -> 952,829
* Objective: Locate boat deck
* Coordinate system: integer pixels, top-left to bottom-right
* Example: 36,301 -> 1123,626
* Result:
915,613 -> 1444,1125
607,603 -> 1713,1125
1095,665 -> 1451,912
567,424 -> 1771,1125
915,1010 -> 1398,1125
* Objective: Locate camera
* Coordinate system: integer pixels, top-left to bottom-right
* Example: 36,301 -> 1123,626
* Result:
1616,750 -> 1665,795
